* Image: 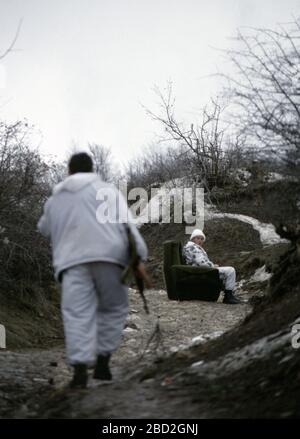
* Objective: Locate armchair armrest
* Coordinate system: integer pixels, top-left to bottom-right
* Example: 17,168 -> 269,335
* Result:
171,264 -> 220,285
172,265 -> 218,275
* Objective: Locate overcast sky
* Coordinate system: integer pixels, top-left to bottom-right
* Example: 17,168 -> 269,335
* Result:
0,0 -> 299,166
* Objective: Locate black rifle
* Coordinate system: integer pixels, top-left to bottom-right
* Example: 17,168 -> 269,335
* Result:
121,224 -> 152,314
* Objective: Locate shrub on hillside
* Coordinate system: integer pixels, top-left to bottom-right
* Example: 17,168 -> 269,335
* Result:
0,120 -> 55,300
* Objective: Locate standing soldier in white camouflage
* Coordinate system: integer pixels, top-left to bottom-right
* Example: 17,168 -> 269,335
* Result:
38,152 -> 148,388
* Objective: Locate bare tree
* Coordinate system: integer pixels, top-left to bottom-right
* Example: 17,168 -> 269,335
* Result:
223,18 -> 300,176
0,19 -> 22,60
88,143 -> 118,183
0,121 -> 54,299
0,22 -> 57,300
126,143 -> 194,189
145,83 -> 228,188
45,160 -> 68,186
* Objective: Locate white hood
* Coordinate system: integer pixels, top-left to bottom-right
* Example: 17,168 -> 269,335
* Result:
53,173 -> 99,195
38,173 -> 148,279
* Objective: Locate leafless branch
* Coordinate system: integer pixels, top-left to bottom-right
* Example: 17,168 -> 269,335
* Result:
0,19 -> 23,60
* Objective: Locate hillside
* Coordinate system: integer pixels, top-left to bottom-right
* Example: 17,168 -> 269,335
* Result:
0,178 -> 299,418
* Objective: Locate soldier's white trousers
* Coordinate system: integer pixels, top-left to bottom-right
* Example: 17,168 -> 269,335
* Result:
61,262 -> 128,365
217,266 -> 236,291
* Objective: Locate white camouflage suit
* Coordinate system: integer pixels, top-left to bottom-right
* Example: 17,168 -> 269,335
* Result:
38,173 -> 148,365
182,241 -> 236,291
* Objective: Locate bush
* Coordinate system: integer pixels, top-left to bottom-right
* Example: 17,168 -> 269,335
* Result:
0,120 -> 55,300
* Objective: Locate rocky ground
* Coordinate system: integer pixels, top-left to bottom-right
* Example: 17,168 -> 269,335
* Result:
1,266 -> 299,419
0,284 -> 252,419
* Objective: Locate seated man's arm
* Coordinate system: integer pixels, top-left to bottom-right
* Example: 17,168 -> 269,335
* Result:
194,252 -> 214,268
183,244 -> 214,268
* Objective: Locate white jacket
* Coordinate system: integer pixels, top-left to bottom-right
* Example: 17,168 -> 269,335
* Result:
37,173 -> 148,280
182,241 -> 214,268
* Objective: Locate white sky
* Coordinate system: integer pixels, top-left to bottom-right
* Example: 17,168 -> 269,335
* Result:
0,0 -> 299,167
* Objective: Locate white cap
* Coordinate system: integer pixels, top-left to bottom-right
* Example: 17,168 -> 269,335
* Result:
190,229 -> 206,241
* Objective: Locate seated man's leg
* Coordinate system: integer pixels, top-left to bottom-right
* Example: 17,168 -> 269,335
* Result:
218,266 -> 241,304
218,266 -> 236,291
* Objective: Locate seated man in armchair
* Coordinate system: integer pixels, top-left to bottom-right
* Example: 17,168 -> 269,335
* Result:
183,229 -> 241,304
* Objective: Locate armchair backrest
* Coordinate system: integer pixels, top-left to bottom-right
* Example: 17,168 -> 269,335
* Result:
163,240 -> 184,299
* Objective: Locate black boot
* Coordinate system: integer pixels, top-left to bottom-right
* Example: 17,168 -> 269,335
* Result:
93,354 -> 112,380
70,364 -> 88,389
223,289 -> 242,304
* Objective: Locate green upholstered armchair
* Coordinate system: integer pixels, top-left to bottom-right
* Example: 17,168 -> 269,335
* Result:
163,240 -> 222,301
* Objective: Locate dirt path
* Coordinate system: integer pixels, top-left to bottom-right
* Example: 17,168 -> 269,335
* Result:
0,288 -> 252,419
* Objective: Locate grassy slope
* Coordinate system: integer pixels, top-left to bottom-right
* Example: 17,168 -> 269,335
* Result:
0,286 -> 63,350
